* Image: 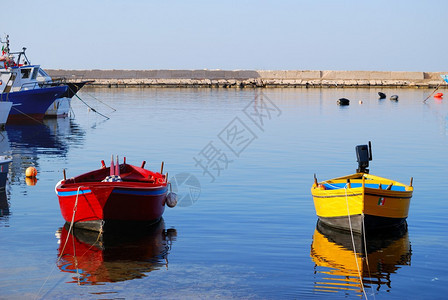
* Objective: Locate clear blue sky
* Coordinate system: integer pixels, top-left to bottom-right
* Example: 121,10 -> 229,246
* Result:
2,0 -> 447,71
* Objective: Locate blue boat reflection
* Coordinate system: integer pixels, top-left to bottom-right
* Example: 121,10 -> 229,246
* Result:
0,189 -> 10,225
4,117 -> 85,185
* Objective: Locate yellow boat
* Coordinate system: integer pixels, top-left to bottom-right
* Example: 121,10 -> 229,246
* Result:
310,220 -> 411,296
311,142 -> 413,233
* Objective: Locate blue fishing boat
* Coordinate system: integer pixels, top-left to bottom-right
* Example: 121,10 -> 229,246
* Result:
0,35 -> 68,122
1,85 -> 68,122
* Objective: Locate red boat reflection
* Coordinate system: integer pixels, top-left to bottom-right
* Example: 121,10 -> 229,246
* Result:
56,218 -> 176,285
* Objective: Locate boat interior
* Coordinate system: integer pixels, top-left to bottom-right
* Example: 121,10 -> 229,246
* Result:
63,163 -> 166,185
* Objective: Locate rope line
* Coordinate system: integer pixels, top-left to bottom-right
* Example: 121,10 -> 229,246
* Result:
344,184 -> 368,300
81,91 -> 116,112
10,106 -> 45,124
362,215 -> 376,300
423,81 -> 443,103
73,93 -> 110,120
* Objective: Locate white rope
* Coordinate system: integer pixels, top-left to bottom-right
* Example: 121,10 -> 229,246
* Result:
361,215 -> 376,300
344,184 -> 368,300
35,186 -> 83,299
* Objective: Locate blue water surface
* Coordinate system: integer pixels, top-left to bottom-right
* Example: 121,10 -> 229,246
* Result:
0,87 -> 447,299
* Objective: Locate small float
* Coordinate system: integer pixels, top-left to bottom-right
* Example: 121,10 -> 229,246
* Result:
434,92 -> 443,98
311,142 -> 413,233
55,156 -> 177,232
378,92 -> 386,99
337,98 -> 350,106
390,95 -> 399,101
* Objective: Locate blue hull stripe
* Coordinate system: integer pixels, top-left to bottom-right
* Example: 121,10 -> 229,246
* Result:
57,189 -> 92,197
113,188 -> 168,196
57,187 -> 167,197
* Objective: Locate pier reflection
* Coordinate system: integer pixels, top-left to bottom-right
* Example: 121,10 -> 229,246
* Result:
56,219 -> 177,285
0,190 -> 9,224
310,220 -> 411,296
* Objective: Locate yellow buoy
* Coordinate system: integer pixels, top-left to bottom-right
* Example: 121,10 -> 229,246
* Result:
25,166 -> 37,178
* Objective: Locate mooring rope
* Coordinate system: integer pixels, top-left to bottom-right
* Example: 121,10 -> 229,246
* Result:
81,91 -> 116,112
73,93 -> 110,120
35,186 -> 82,299
344,184 -> 368,300
10,106 -> 45,124
423,81 -> 443,103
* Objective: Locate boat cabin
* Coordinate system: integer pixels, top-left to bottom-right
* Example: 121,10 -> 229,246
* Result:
0,65 -> 53,94
0,35 -> 53,94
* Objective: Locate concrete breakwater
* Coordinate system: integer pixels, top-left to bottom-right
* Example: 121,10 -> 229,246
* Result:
45,69 -> 448,88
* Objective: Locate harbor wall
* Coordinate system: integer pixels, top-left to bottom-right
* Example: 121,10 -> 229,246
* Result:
45,69 -> 448,88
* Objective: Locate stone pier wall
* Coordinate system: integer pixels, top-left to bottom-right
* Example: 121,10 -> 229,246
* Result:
45,69 -> 448,88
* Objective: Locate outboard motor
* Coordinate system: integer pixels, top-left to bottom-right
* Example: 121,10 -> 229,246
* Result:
356,141 -> 372,173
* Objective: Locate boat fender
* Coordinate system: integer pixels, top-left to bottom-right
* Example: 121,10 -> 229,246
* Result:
166,192 -> 178,208
54,180 -> 63,195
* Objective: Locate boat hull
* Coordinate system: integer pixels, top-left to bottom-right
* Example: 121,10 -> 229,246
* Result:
0,102 -> 12,128
2,85 -> 68,122
56,184 -> 167,232
45,81 -> 90,117
317,214 -> 407,234
45,97 -> 71,117
311,173 -> 413,233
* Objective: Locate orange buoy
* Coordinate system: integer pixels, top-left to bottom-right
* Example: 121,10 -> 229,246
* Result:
25,166 -> 37,178
434,93 -> 443,98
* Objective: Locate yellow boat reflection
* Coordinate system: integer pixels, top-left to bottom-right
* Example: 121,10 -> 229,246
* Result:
310,221 -> 411,296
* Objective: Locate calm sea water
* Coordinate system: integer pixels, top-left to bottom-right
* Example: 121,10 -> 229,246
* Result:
0,87 -> 447,299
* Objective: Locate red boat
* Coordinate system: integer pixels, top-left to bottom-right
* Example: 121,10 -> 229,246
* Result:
55,156 -> 177,232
